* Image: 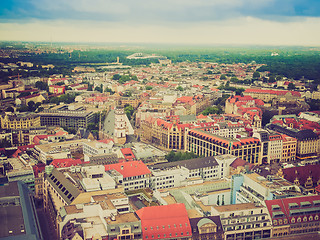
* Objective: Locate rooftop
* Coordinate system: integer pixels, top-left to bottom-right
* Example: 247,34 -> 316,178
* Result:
213,202 -> 261,213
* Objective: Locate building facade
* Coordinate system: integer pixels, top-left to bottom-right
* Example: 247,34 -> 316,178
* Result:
0,112 -> 40,130
38,105 -> 94,131
185,128 -> 261,164
211,203 -> 272,240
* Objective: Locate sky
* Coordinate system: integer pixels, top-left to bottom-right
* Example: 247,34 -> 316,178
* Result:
0,0 -> 320,46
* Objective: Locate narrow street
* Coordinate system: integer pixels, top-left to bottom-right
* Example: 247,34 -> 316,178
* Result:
37,207 -> 57,240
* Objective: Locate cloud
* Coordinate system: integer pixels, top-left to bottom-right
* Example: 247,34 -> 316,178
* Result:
1,16 -> 320,46
0,0 -> 320,45
1,0 -> 320,23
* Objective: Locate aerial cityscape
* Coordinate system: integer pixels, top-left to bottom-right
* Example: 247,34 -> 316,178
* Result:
1,1 -> 320,240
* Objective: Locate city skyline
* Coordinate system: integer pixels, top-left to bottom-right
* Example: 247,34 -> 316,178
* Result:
1,0 -> 320,46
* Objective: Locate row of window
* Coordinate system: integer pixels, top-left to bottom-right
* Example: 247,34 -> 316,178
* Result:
48,174 -> 75,201
145,231 -> 190,239
145,223 -> 188,231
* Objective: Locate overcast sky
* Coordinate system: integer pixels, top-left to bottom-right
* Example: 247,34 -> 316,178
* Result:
0,0 -> 320,46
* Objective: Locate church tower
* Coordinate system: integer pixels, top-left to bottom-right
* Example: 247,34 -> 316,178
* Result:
114,107 -> 127,144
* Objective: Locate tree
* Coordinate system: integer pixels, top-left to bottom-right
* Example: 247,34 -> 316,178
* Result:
18,104 -> 29,112
112,74 -> 121,80
124,104 -> 134,120
5,106 -> 14,112
0,139 -> 12,148
220,74 -> 227,80
201,106 -> 223,115
87,83 -> 93,91
145,86 -> 152,90
287,82 -> 296,90
95,85 -> 103,93
176,86 -> 184,91
35,81 -> 49,91
28,101 -> 36,111
165,151 -> 200,162
104,87 -> 115,94
252,71 -> 260,79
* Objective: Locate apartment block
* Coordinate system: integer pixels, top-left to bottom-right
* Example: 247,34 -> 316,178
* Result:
211,203 -> 272,240
185,127 -> 261,164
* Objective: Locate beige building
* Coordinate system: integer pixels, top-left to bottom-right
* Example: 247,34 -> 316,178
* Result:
43,165 -> 122,237
0,112 -> 40,130
281,134 -> 297,162
211,203 -> 272,240
243,89 -> 301,102
185,127 -> 262,164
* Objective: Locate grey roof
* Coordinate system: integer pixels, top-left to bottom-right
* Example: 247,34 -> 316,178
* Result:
46,168 -> 81,205
179,114 -> 197,123
0,182 -> 42,240
197,218 -> 215,228
150,156 -> 219,171
103,110 -> 115,137
267,124 -> 318,140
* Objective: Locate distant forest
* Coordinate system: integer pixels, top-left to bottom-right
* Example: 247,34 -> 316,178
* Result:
1,44 -> 320,84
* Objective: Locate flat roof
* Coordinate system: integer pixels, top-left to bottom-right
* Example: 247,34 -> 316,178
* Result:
105,212 -> 139,225
213,202 -> 260,212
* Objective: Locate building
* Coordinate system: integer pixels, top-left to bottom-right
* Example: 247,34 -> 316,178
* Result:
82,139 -> 114,162
278,164 -> 320,194
141,116 -> 191,151
38,105 -> 94,131
189,216 -> 224,240
33,139 -> 86,164
225,95 -> 264,128
49,85 -> 65,94
149,155 -> 237,190
136,203 -> 192,240
105,161 -> 152,191
103,107 -> 134,145
185,127 -> 261,164
6,157 -> 35,191
211,203 -> 272,240
265,195 -> 320,237
267,124 -> 319,161
0,112 -> 40,130
253,130 -> 283,164
232,173 -> 301,205
57,193 -> 141,240
281,134 -> 297,162
32,162 -> 46,201
0,181 -> 42,240
43,165 -> 121,236
243,89 -> 301,102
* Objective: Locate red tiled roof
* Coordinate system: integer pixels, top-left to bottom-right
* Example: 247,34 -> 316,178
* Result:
197,114 -> 207,119
266,195 -> 320,223
32,163 -> 46,178
120,148 -> 136,161
228,95 -> 254,104
104,161 -> 151,178
98,139 -> 113,144
136,203 -> 192,240
244,88 -> 301,97
19,93 -> 40,99
50,158 -> 82,168
230,158 -> 254,170
50,85 -> 65,88
176,96 -> 193,103
282,165 -> 320,187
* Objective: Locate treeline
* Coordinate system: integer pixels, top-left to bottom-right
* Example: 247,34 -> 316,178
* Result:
2,46 -> 320,84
